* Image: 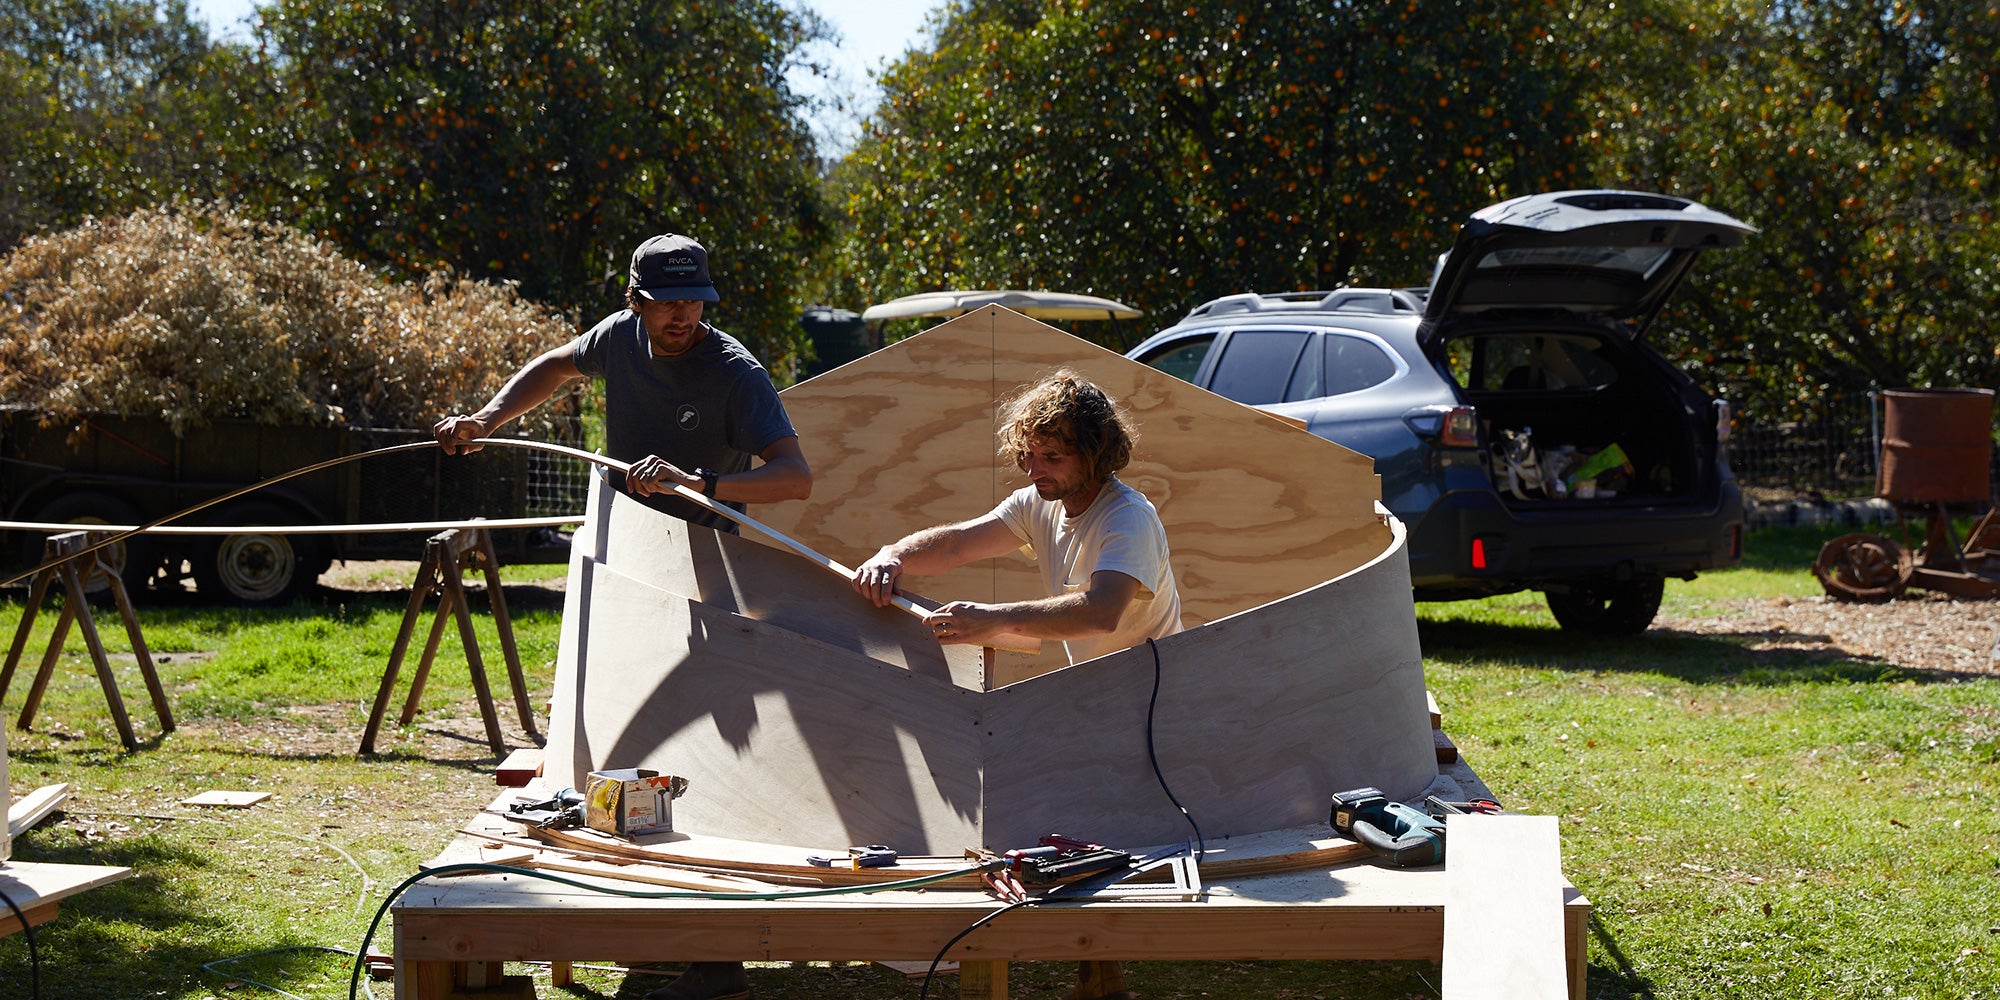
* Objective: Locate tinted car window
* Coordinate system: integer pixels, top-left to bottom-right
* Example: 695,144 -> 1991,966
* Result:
1321,334 -> 1399,397
1140,335 -> 1214,384
1209,330 -> 1309,405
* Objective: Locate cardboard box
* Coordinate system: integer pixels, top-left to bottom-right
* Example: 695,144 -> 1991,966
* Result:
584,768 -> 688,836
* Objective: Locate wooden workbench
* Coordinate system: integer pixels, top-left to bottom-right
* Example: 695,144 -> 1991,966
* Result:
0,861 -> 133,937
392,782 -> 1590,1000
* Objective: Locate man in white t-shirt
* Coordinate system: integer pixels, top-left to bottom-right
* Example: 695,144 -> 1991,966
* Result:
852,368 -> 1181,664
851,369 -> 1181,1000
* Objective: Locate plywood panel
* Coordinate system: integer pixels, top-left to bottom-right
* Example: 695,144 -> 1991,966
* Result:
587,475 -> 983,688
558,559 -> 988,852
1442,814 -> 1567,1000
546,477 -> 1435,853
764,307 -> 1384,676
978,521 -> 1438,849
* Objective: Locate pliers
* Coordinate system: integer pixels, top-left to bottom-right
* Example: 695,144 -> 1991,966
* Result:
1424,796 -> 1503,818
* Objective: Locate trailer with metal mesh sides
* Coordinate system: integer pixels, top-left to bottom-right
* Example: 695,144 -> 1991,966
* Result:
1,407 -> 587,604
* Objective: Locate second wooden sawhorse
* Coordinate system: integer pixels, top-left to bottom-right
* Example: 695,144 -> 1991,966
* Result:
361,522 -> 538,757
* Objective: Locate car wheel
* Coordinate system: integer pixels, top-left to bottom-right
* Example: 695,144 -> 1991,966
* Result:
1544,578 -> 1665,635
193,501 -> 322,605
25,492 -> 159,598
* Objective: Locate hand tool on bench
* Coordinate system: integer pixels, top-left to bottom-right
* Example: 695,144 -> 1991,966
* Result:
808,845 -> 898,869
1424,795 -> 1503,818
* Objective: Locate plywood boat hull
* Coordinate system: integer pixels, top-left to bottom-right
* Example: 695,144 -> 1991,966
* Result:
542,308 -> 1439,853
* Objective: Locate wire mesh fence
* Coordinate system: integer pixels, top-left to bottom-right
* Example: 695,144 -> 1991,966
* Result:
1728,388 -> 1999,514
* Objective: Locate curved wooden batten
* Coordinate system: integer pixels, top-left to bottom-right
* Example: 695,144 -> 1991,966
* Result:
543,309 -> 1437,853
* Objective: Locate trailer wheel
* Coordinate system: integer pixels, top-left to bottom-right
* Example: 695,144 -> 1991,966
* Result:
1544,578 -> 1666,635
193,502 -> 323,605
25,493 -> 158,598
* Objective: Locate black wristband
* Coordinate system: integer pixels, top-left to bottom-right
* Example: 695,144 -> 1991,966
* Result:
697,468 -> 719,498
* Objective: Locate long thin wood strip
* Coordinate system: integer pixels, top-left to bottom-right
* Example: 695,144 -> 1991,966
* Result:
519,857 -> 777,894
461,826 -> 828,887
523,822 -> 1373,889
524,825 -> 989,888
1199,839 -> 1373,878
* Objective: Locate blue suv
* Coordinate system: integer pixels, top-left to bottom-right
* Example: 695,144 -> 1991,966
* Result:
1127,190 -> 1753,633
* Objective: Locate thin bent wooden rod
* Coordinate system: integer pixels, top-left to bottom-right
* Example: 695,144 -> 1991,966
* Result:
0,438 -> 933,622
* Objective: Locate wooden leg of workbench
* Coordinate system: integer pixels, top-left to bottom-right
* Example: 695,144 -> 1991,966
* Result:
474,533 -> 537,740
547,960 -> 573,987
362,552 -> 439,753
400,585 -> 455,726
1566,904 -> 1588,1000
394,959 -> 457,1000
110,565 -> 174,733
17,596 -> 75,730
958,960 -> 1006,1000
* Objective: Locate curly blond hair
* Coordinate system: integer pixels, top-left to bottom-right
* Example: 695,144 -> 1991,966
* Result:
996,369 -> 1135,483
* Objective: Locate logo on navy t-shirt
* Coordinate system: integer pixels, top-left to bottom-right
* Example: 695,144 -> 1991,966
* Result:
677,404 -> 700,430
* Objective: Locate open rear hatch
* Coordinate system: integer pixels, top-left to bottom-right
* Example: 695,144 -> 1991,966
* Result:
1420,189 -> 1754,342
1421,191 -> 1754,505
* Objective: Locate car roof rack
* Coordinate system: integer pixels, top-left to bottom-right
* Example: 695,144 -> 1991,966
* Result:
1184,287 -> 1427,320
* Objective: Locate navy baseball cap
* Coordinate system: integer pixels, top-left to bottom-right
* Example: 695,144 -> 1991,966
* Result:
629,234 -> 719,302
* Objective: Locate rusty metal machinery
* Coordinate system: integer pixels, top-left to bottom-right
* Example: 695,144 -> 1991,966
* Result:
1815,389 -> 2000,602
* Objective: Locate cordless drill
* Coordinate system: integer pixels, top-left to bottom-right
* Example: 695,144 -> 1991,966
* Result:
1329,786 -> 1446,867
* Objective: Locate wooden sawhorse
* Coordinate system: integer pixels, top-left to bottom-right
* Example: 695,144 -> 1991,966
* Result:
361,523 -> 538,757
1,531 -> 174,750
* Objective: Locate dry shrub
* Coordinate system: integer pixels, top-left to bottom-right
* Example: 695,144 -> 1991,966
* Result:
0,203 -> 576,439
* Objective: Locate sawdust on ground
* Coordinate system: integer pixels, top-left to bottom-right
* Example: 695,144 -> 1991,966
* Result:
1652,590 -> 2000,678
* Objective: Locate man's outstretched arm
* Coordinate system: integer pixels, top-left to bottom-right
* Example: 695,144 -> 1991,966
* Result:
850,514 -> 1021,607
922,570 -> 1140,645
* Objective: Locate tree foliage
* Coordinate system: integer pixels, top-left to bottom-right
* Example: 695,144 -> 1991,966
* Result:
832,0 -> 1597,346
1583,0 -> 2000,417
833,0 -> 2000,412
253,0 -> 834,370
0,0 -> 253,247
0,202 -> 576,435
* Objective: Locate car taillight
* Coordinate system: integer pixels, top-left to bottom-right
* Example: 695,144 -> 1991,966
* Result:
1470,536 -> 1488,570
1440,406 -> 1480,448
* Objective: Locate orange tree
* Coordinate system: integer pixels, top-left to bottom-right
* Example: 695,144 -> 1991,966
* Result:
253,0 -> 834,369
1552,0 -> 2000,418
828,0 -> 1597,345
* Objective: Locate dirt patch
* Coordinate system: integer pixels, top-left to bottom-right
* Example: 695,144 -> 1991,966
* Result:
1654,590 -> 2000,678
319,559 -> 568,593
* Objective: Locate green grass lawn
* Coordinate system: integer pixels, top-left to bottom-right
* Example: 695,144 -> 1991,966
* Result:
0,526 -> 1994,999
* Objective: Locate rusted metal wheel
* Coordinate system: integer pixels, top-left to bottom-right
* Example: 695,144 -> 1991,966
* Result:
1813,533 -> 1913,602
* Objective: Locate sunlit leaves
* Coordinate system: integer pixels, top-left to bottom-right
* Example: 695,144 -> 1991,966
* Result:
256,0 -> 832,372
1592,1 -> 2000,418
828,0 -> 1595,347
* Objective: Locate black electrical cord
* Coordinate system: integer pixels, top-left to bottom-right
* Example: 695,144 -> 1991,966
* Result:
0,884 -> 42,1000
1145,636 -> 1205,856
917,636 -> 1207,1000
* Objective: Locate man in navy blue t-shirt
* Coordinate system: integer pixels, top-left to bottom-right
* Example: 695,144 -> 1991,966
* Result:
434,233 -> 811,535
